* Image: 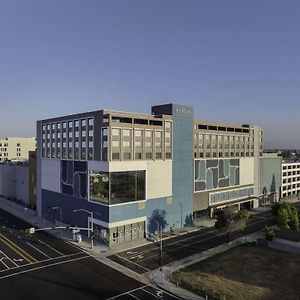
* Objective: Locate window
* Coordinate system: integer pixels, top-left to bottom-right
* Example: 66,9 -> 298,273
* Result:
62,122 -> 67,129
112,153 -> 120,160
123,152 -> 131,160
88,118 -> 94,126
134,141 -> 142,147
155,152 -> 162,159
145,141 -> 152,148
123,129 -> 131,136
155,142 -> 161,148
134,130 -> 142,137
165,142 -> 171,148
102,128 -> 108,136
68,121 -> 73,128
166,152 -> 172,159
112,141 -> 119,147
89,171 -> 109,204
89,130 -> 93,137
123,141 -> 130,148
81,119 -> 86,127
135,152 -> 142,160
112,128 -> 120,136
155,131 -> 162,138
110,171 -> 145,204
165,132 -> 171,139
145,130 -> 152,138
146,152 -> 152,159
165,121 -> 172,128
75,120 -> 79,127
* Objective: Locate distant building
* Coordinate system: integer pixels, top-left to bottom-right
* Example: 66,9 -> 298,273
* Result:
281,160 -> 300,199
0,137 -> 36,162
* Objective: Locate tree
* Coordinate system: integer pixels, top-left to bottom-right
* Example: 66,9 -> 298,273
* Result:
215,207 -> 249,243
278,207 -> 290,229
288,206 -> 299,231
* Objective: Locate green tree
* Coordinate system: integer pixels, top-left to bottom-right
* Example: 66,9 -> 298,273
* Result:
215,207 -> 249,243
288,206 -> 299,231
278,207 -> 289,229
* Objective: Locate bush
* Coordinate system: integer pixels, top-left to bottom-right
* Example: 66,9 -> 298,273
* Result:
263,226 -> 275,241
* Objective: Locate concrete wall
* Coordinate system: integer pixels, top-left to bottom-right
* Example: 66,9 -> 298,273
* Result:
260,156 -> 282,201
0,165 -> 29,204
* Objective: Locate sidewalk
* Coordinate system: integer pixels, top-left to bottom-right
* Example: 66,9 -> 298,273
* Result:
148,232 -> 263,300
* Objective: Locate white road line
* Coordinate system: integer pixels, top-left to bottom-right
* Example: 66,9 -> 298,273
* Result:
0,255 -> 90,280
104,285 -> 149,300
128,293 -> 140,300
0,252 -> 84,273
140,288 -> 162,299
26,242 -> 51,259
143,287 -> 182,300
0,250 -> 18,267
116,255 -> 149,272
37,239 -> 64,256
0,258 -> 10,269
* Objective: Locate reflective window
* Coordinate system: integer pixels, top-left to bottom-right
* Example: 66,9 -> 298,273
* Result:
89,172 -> 109,204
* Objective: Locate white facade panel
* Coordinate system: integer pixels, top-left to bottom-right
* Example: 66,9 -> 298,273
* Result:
109,161 -> 147,172
239,157 -> 255,185
41,158 -> 61,193
146,160 -> 172,199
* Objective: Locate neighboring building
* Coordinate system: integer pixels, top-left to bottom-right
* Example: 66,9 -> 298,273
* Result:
260,153 -> 282,204
0,151 -> 37,209
281,160 -> 300,199
36,103 -> 263,245
0,137 -> 36,162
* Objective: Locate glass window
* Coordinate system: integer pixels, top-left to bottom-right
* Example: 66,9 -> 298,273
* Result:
134,130 -> 142,137
166,152 -> 172,159
135,152 -> 142,160
102,128 -> 108,136
112,141 -> 119,147
155,152 -> 162,159
123,141 -> 130,148
165,121 -> 172,128
81,119 -> 86,127
75,120 -> 79,127
68,121 -> 73,128
123,152 -> 131,160
112,153 -> 120,160
123,129 -> 131,136
89,171 -> 109,204
155,142 -> 161,148
165,132 -> 171,139
155,131 -> 162,138
112,128 -> 120,136
145,130 -> 152,138
110,171 -> 145,204
146,152 -> 152,159
134,141 -> 142,147
88,118 -> 94,126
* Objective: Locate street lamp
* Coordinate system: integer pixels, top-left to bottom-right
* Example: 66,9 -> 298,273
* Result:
73,209 -> 94,249
156,221 -> 163,283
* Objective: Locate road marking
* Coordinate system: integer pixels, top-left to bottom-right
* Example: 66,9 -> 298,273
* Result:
143,287 -> 182,300
26,242 -> 51,259
37,239 -> 64,256
0,257 -> 10,269
13,259 -> 23,262
0,233 -> 37,263
140,288 -> 162,299
0,251 -> 84,273
115,255 -> 149,272
128,293 -> 139,300
104,285 -> 148,300
0,255 -> 90,280
0,250 -> 18,267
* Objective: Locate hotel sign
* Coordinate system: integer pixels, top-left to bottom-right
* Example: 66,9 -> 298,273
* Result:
175,106 -> 192,115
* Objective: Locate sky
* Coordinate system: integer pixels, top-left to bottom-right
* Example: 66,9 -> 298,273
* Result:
0,0 -> 299,149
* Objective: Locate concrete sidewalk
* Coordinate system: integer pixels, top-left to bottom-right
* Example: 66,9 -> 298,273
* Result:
148,232 -> 262,300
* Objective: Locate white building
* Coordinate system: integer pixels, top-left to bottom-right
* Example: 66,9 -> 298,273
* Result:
0,137 -> 36,162
281,161 -> 300,199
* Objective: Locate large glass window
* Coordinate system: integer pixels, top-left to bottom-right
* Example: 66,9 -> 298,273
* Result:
89,172 -> 109,204
110,171 -> 145,204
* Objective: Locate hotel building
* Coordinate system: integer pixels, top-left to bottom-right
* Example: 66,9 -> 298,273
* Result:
37,103 -> 264,245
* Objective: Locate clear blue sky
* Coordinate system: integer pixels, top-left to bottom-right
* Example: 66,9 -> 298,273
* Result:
0,0 -> 299,149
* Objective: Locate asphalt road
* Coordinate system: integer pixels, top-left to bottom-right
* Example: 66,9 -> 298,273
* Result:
0,208 -> 180,300
108,210 -> 281,273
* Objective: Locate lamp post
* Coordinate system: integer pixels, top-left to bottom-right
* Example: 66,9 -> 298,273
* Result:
73,209 -> 94,249
156,221 -> 163,283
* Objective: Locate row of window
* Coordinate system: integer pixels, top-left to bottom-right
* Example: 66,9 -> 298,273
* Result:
194,151 -> 257,158
282,185 -> 300,191
111,128 -> 171,138
42,119 -> 94,132
282,171 -> 300,177
111,140 -> 172,148
283,177 -> 300,183
283,164 -> 300,170
110,151 -> 172,160
194,133 -> 255,142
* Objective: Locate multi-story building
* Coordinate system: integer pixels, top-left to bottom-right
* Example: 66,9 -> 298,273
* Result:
0,137 -> 36,162
281,160 -> 300,199
37,103 -> 264,245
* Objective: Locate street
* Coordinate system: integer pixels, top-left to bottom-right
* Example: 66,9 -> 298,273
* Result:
0,208 -> 180,300
108,210 -> 280,273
